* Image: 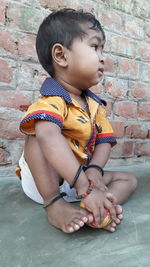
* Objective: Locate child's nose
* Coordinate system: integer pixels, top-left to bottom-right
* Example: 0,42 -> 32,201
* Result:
98,51 -> 105,65
100,57 -> 105,65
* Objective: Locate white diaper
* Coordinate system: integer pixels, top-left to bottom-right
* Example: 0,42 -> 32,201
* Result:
19,154 -> 79,204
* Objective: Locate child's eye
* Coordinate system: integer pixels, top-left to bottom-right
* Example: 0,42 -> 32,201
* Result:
92,44 -> 98,50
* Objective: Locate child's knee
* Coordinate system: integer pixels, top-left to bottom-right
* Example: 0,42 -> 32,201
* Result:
128,173 -> 138,192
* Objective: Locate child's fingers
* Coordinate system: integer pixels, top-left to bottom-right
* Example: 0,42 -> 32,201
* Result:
106,192 -> 117,204
104,198 -> 116,219
99,206 -> 106,223
92,206 -> 101,225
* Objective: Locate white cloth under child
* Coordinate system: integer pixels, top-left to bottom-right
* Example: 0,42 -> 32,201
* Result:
19,153 -> 78,204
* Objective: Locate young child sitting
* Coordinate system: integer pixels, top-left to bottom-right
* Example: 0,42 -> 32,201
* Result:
17,8 -> 137,233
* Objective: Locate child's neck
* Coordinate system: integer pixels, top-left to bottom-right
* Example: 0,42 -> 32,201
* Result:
54,75 -> 83,96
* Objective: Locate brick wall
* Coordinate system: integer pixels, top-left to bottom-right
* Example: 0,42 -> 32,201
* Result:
0,0 -> 150,173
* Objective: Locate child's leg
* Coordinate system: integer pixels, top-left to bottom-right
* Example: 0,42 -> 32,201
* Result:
102,170 -> 137,231
23,136 -> 93,233
103,170 -> 137,204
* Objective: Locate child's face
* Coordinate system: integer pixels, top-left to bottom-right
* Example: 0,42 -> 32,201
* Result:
66,23 -> 105,89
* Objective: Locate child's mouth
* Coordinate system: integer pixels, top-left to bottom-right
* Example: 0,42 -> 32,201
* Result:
98,68 -> 104,73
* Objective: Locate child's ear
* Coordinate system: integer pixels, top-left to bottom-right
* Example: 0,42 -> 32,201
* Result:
52,43 -> 68,67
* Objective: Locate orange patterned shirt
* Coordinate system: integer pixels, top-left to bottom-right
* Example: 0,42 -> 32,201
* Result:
20,78 -> 116,164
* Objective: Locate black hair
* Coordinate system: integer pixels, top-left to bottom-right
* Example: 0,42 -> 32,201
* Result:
36,8 -> 105,77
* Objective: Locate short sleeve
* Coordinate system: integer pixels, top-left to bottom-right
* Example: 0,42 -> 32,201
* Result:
20,96 -> 66,135
95,105 -> 116,146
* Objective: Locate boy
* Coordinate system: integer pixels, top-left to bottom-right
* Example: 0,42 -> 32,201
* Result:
18,8 -> 137,233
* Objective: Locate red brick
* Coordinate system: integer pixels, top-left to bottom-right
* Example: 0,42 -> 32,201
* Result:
100,10 -> 123,32
138,43 -> 150,61
130,82 -> 150,99
118,58 -> 139,79
39,0 -> 66,8
0,91 -> 31,110
111,141 -> 134,158
104,57 -> 117,73
7,3 -> 44,33
18,35 -> 37,60
139,103 -> 150,120
110,121 -> 125,138
114,101 -> 137,118
0,0 -> 7,24
90,83 -> 104,94
7,3 -> 21,26
123,141 -> 134,157
0,58 -> 13,83
16,62 -> 42,91
104,38 -> 111,53
126,124 -> 148,139
39,0 -> 94,10
142,64 -> 150,82
124,19 -> 144,39
105,79 -> 127,99
105,99 -> 113,116
76,2 -> 99,12
135,141 -> 150,156
0,29 -> 17,54
37,72 -> 49,85
0,147 -> 10,165
0,119 -> 23,139
67,1 -> 81,10
111,36 -> 135,57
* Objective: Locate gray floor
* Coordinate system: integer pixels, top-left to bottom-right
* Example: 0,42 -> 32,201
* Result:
0,165 -> 150,267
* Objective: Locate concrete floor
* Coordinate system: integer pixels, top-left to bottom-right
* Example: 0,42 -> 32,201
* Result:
0,164 -> 150,267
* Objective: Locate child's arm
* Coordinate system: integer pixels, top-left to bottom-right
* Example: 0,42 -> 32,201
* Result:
85,143 -> 111,190
35,120 -> 116,225
89,104 -> 116,190
35,120 -> 89,192
90,143 -> 111,167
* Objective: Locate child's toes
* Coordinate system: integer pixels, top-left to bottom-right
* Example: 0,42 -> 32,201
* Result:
111,222 -> 116,228
74,219 -> 85,227
104,221 -> 116,232
73,224 -> 80,231
114,218 -> 121,224
65,225 -> 75,233
118,214 -> 123,220
116,205 -> 123,215
109,222 -> 116,232
109,226 -> 116,232
87,214 -> 94,223
81,216 -> 88,223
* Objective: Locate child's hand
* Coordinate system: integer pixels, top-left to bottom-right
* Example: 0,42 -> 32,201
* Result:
82,187 -> 116,226
85,168 -> 107,192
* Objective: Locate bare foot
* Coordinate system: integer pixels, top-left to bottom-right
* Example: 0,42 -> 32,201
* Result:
45,198 -> 94,233
104,205 -> 123,232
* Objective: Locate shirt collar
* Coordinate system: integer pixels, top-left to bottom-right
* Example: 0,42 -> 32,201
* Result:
40,78 -> 106,106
